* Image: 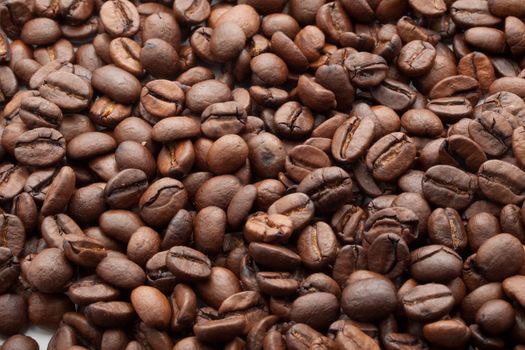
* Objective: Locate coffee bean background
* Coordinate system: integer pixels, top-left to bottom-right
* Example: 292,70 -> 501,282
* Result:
3,0 -> 525,349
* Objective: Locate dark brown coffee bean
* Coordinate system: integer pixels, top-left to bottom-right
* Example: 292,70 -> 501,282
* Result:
296,166 -> 351,212
291,292 -> 339,331
0,163 -> 28,203
243,212 -> 293,244
331,116 -> 375,164
20,18 -> 62,46
345,52 -> 388,88
478,160 -> 525,205
430,75 -> 481,107
140,80 -> 185,119
109,37 -> 142,76
41,165 -> 76,216
297,221 -> 337,270
67,131 -> 117,160
427,207 -> 468,251
464,27 -> 506,54
409,0 -> 446,17
367,233 -> 409,279
14,128 -> 65,167
256,271 -> 299,297
0,294 -> 27,336
131,285 -> 171,329
366,132 -> 416,182
410,245 -> 463,283
194,174 -> 241,210
40,71 -> 93,112
476,234 -> 523,281
422,319 -> 471,349
457,52 -> 495,93
96,256 -> 146,289
401,283 -> 454,322
341,273 -> 397,322
100,0 -> 140,37
19,96 -> 63,129
104,169 -> 148,209
451,0 -> 501,28
397,40 -> 436,77
84,301 -> 134,328
139,178 -> 188,227
26,248 -> 74,293
423,165 -> 478,209
173,0 -> 210,25
92,65 -> 142,104
427,96 -> 473,123
140,38 -> 180,79
166,245 -> 211,281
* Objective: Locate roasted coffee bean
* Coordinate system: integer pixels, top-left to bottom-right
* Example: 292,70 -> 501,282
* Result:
41,165 -> 76,216
297,166 -> 352,212
104,169 -> 148,209
140,80 -> 185,119
366,132 -> 417,182
331,116 -> 375,164
345,52 -> 388,88
423,165 -> 478,209
96,256 -> 146,289
166,246 -> 211,281
341,272 -> 397,322
478,160 -> 525,204
100,0 -> 139,37
410,245 -> 463,283
67,132 -> 117,160
139,178 -> 188,227
401,283 -> 454,322
244,212 -> 294,243
428,207 -> 468,251
92,65 -> 142,104
397,40 -> 436,77
40,71 -> 93,112
14,128 -> 65,167
297,221 -> 337,270
19,96 -> 63,129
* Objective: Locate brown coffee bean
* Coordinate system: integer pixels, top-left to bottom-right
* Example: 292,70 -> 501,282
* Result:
14,128 -> 65,167
366,132 -> 416,182
401,283 -> 454,322
96,256 -> 146,289
100,0 -> 140,37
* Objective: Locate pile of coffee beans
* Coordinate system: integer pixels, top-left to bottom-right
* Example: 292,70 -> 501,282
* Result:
4,0 -> 525,349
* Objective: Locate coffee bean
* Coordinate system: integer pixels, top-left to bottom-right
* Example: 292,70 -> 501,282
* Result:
341,273 -> 397,322
92,65 -> 142,104
345,52 -> 388,88
401,283 -> 454,322
366,132 -> 417,182
451,0 -> 501,27
139,178 -> 188,227
14,128 -> 65,167
297,221 -> 337,270
140,80 -> 185,119
100,0 -> 140,37
166,246 -> 211,281
109,37 -> 142,76
423,319 -> 471,349
96,256 -> 146,289
40,71 -> 93,112
423,165 -> 478,209
131,286 -> 172,329
19,96 -> 63,129
104,169 -> 148,209
478,160 -> 525,204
